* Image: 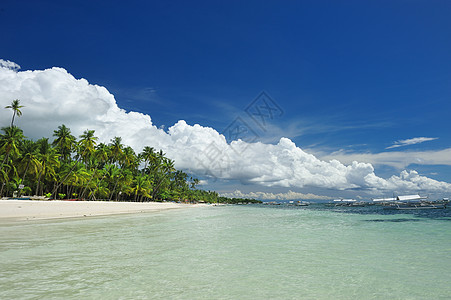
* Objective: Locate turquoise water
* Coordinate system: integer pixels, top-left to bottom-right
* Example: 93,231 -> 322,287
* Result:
1,205 -> 450,299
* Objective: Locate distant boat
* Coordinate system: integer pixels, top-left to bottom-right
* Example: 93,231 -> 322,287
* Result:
332,199 -> 368,207
286,200 -> 309,206
376,194 -> 449,210
384,201 -> 447,210
373,194 -> 426,204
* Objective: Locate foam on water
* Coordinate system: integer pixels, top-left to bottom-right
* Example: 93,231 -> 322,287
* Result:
1,205 -> 450,299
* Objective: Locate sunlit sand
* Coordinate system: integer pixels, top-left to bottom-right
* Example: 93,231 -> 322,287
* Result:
0,200 -> 203,221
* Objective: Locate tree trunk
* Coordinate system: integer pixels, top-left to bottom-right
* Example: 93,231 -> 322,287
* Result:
90,173 -> 107,200
109,179 -> 119,201
81,171 -> 96,199
10,111 -> 16,127
35,171 -> 43,196
0,182 -> 4,197
0,152 -> 10,176
52,148 -> 88,197
21,160 -> 30,183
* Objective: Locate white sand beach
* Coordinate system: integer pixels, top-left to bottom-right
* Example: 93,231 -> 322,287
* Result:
0,200 -> 201,221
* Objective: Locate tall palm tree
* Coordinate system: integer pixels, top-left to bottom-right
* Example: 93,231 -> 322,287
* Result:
151,153 -> 175,201
78,129 -> 98,164
62,161 -> 89,199
109,137 -> 124,167
5,99 -> 24,127
79,144 -> 109,199
190,177 -> 200,189
140,146 -> 156,171
122,146 -> 138,172
19,139 -> 41,184
95,143 -> 110,166
116,168 -> 134,201
104,137 -> 127,200
52,124 -> 76,162
53,129 -> 97,197
170,170 -> 189,200
35,138 -> 60,196
0,159 -> 10,197
131,174 -> 151,201
106,165 -> 122,201
0,126 -> 25,175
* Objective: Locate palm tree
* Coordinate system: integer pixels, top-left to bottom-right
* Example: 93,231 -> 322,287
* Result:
190,177 -> 200,189
0,120 -> 209,202
109,137 -> 124,167
0,160 -> 10,197
78,129 -> 98,164
150,153 -> 175,201
106,165 -> 122,201
171,170 -> 189,201
79,144 -> 109,199
131,174 -> 151,201
0,126 -> 25,175
107,145 -> 137,201
140,146 -> 156,171
53,129 -> 97,197
62,161 -> 89,199
116,168 -> 134,201
88,163 -> 111,200
19,140 -> 41,184
95,143 -> 110,166
5,99 -> 24,127
52,124 -> 76,162
35,138 -> 60,196
122,146 -> 138,174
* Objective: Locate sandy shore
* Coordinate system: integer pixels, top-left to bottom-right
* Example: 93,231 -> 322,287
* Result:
0,200 -> 202,221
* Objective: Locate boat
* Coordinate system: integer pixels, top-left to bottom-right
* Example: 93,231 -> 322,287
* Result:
375,194 -> 449,210
383,201 -> 447,210
333,199 -> 359,207
330,199 -> 370,207
264,201 -> 281,205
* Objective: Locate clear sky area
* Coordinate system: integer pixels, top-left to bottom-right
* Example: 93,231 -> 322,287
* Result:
1,0 -> 450,200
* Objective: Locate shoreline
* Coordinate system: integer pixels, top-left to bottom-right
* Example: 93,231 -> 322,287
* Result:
0,200 -> 205,222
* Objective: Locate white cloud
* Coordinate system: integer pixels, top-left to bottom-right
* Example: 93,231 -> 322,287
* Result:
322,148 -> 451,169
386,137 -> 438,149
0,59 -> 21,71
221,190 -> 333,200
1,61 -> 451,194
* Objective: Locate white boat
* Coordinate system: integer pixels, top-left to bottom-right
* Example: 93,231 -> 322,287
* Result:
333,199 -> 358,206
375,194 -> 448,210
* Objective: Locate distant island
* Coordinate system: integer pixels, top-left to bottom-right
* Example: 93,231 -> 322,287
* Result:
0,100 -> 261,204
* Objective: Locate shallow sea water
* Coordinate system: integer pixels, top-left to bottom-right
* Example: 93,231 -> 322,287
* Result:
1,205 -> 450,299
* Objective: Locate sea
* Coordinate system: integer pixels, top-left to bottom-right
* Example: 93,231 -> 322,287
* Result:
1,204 -> 450,299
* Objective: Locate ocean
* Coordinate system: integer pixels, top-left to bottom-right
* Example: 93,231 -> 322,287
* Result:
1,204 -> 450,299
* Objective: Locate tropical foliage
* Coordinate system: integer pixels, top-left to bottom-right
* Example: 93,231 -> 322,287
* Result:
0,121 -> 259,204
0,100 -> 261,203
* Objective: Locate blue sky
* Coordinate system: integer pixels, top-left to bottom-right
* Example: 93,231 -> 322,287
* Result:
1,0 -> 450,199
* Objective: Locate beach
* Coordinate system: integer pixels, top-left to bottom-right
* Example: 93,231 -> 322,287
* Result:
0,200 -> 200,221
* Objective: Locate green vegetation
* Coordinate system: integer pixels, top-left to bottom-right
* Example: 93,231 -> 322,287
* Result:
1,100 -> 261,204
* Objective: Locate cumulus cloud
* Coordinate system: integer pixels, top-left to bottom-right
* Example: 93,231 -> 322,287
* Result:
221,190 -> 333,200
386,137 -> 438,149
322,148 -> 451,169
1,61 -> 451,194
0,59 -> 21,71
